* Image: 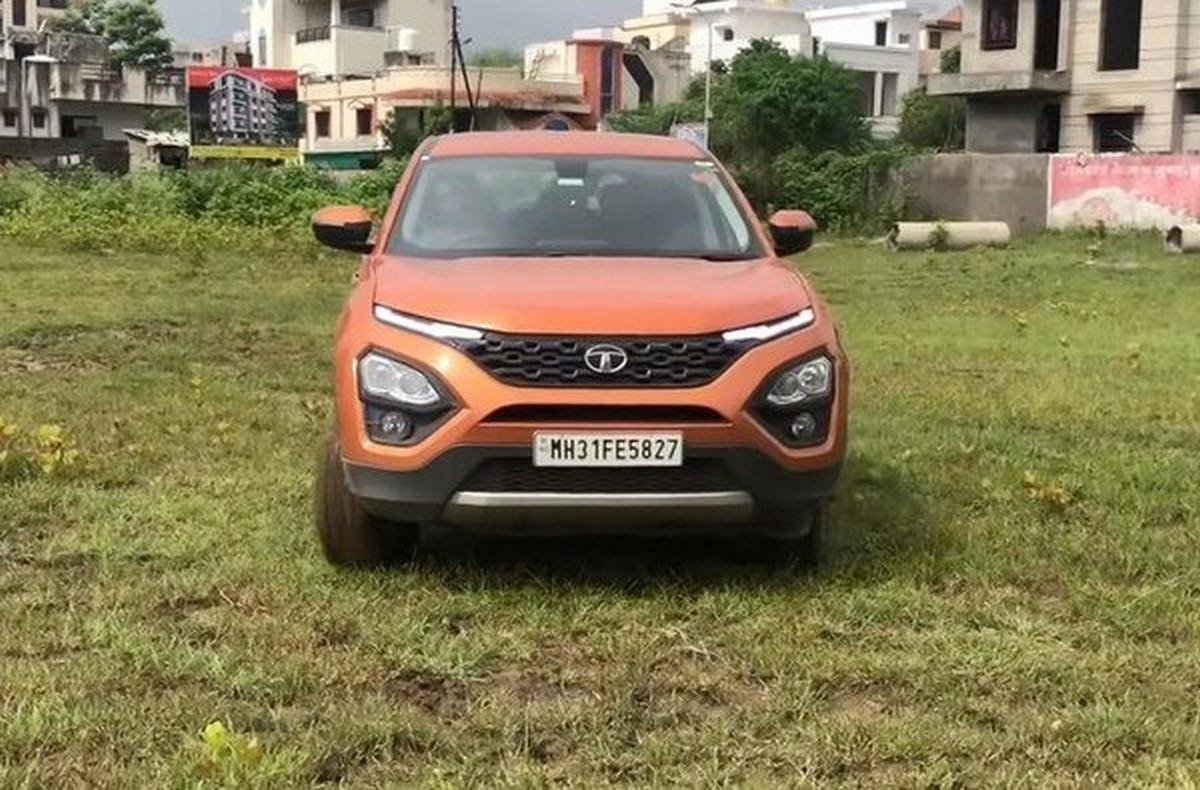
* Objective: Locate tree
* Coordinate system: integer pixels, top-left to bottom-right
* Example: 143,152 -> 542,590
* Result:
52,0 -> 174,73
712,41 -> 869,162
897,88 -> 965,152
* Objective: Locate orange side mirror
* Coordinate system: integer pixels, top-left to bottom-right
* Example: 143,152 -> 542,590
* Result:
768,210 -> 817,256
312,205 -> 374,254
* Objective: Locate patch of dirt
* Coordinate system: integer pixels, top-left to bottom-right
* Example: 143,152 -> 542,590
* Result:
314,617 -> 360,648
152,593 -> 219,622
0,641 -> 87,660
384,667 -> 469,716
823,684 -> 913,725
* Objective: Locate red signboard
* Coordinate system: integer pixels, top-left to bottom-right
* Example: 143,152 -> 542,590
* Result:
1048,154 -> 1200,229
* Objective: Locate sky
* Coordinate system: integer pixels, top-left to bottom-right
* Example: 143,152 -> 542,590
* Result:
160,0 -> 644,48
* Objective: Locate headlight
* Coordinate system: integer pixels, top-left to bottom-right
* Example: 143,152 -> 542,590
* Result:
359,353 -> 442,408
766,357 -> 832,407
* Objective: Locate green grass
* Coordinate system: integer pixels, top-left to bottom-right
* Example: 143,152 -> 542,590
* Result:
2,234 -> 1199,787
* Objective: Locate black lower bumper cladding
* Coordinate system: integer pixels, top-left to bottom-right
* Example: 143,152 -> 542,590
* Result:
345,446 -> 841,529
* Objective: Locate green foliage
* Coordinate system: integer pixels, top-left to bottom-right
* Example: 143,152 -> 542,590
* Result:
466,48 -> 523,68
604,100 -> 702,136
0,161 -> 407,254
771,145 -> 914,233
712,42 -> 869,162
0,418 -> 80,480
381,105 -> 452,158
52,0 -> 173,72
608,40 -> 886,226
145,107 -> 188,133
897,88 -> 966,152
940,45 -> 962,74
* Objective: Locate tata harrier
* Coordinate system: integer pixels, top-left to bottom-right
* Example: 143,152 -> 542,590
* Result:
312,132 -> 848,566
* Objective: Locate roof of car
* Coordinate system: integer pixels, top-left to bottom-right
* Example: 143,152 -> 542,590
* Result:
426,131 -> 706,160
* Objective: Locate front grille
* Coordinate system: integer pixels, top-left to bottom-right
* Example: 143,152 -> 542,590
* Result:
462,459 -> 739,494
459,333 -> 746,388
482,405 -> 727,424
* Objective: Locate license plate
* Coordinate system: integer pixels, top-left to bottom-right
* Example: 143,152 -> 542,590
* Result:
534,432 -> 684,468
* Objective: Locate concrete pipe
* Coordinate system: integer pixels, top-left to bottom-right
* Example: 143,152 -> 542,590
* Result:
1165,225 -> 1200,253
889,222 -> 1012,251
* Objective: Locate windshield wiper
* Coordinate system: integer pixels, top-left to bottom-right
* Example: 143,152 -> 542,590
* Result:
692,252 -> 758,261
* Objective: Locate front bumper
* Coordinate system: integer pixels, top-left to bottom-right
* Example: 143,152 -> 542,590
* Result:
345,446 -> 842,534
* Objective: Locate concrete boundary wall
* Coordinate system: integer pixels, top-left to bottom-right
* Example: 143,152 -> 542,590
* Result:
898,152 -> 1200,234
897,153 -> 1050,234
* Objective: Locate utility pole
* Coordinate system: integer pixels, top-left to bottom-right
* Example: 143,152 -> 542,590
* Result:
449,4 -> 458,132
451,5 -> 479,131
671,0 -> 714,149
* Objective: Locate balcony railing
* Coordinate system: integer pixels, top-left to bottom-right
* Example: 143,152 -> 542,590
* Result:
296,26 -> 332,44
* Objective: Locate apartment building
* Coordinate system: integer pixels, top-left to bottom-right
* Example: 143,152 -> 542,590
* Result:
928,0 -> 1200,154
208,70 -> 279,143
246,0 -> 450,78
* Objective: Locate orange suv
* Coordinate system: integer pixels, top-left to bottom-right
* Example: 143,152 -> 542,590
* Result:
313,132 -> 848,566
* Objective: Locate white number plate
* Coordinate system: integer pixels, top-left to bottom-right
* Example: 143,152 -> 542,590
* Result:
534,432 -> 684,468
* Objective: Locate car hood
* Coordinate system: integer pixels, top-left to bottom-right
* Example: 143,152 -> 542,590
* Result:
371,256 -> 811,336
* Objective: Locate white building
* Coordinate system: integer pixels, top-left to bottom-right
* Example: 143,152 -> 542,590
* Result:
808,2 -> 929,137
636,0 -> 950,138
244,0 -> 451,78
659,0 -> 813,74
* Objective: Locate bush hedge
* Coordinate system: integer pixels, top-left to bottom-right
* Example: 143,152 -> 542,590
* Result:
0,160 -> 406,255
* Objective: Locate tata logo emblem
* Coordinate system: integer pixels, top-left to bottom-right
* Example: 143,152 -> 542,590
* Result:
584,344 -> 629,374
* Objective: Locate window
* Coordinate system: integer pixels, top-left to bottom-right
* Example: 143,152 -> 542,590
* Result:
880,73 -> 899,116
875,20 -> 888,46
722,27 -> 735,42
1,110 -> 16,128
314,110 -> 331,138
1099,0 -> 1141,71
981,0 -> 1018,50
391,157 -> 762,260
14,0 -> 27,26
812,36 -> 821,57
1094,114 -> 1136,152
258,31 -> 267,67
1038,103 -> 1061,152
356,106 -> 373,136
928,30 -> 943,49
898,33 -> 911,45
344,7 -> 375,27
600,46 -> 615,116
855,71 -> 876,117
31,110 -> 46,129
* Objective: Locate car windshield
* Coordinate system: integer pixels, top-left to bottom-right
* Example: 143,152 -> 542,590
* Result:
389,155 -> 761,260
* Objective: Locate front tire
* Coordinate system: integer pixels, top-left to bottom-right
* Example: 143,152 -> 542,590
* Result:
742,500 -> 834,568
316,437 -> 417,567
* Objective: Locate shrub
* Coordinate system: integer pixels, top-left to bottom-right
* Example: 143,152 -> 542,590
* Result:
898,88 -> 966,152
0,161 -> 407,254
771,145 -> 913,233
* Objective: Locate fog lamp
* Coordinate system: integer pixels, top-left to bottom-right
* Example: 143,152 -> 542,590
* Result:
790,413 -> 818,440
378,411 -> 413,440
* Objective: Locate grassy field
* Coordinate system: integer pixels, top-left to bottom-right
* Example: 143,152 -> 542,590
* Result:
2,233 -> 1199,787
